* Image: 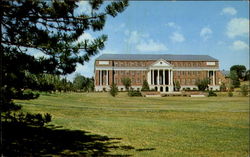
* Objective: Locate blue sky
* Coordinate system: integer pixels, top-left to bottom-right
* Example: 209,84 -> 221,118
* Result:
61,1 -> 249,81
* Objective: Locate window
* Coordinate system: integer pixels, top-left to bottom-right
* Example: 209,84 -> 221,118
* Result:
137,78 -> 140,83
132,71 -> 135,75
181,79 -> 185,85
192,79 -> 196,85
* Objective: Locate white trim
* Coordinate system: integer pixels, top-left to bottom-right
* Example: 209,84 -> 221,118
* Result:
173,67 -> 219,71
99,61 -> 109,65
95,66 -> 219,71
150,59 -> 173,68
206,62 -> 215,65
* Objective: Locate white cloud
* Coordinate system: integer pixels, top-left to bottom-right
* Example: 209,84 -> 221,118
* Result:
231,40 -> 249,51
124,30 -> 149,44
74,1 -> 92,15
200,27 -> 213,40
169,32 -> 185,42
166,22 -> 181,30
221,7 -> 237,15
226,18 -> 249,38
136,40 -> 168,52
124,30 -> 167,52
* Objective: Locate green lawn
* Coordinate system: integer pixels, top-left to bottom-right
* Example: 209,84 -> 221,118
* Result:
14,92 -> 249,157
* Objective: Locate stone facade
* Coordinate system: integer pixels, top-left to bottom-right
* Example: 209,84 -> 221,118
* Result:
94,54 -> 225,92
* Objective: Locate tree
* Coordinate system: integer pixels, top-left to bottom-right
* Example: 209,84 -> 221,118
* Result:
230,65 -> 246,80
244,70 -> 250,81
73,74 -> 86,91
174,81 -> 181,91
141,80 -> 150,91
1,0 -> 129,112
195,78 -> 210,91
109,83 -> 118,97
121,77 -> 131,91
229,71 -> 240,88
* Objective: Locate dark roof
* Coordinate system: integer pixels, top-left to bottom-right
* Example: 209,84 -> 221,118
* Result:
96,54 -> 218,61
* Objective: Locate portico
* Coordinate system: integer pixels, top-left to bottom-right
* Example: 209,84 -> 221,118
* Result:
147,59 -> 174,92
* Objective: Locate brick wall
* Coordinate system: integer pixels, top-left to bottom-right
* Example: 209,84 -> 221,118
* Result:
95,60 -> 223,87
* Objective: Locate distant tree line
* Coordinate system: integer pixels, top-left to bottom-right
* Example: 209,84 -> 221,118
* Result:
24,72 -> 94,93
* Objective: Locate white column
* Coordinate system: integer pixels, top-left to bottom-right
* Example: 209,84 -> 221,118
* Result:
168,70 -> 170,85
147,70 -> 151,85
163,70 -> 165,85
213,71 -> 215,86
171,70 -> 173,85
106,70 -> 109,85
157,69 -> 160,85
152,70 -> 154,85
100,70 -> 102,86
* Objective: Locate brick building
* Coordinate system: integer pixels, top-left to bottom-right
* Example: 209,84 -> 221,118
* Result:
94,54 -> 225,92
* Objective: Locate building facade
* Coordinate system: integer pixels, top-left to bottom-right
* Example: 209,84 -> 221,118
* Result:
94,54 -> 225,92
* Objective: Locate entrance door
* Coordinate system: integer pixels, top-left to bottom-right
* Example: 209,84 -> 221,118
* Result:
165,87 -> 169,92
160,87 -> 163,92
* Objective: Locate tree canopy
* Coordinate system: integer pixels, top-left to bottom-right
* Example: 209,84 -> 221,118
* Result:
230,65 -> 246,80
1,0 -> 129,111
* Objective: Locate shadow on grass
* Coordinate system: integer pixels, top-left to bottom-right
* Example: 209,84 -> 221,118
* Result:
2,122 -> 154,156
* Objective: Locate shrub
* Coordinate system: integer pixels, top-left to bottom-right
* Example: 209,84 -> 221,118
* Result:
208,90 -> 217,97
220,82 -> 227,92
228,91 -> 233,97
121,77 -> 131,91
109,83 -> 118,97
240,84 -> 249,96
141,80 -> 150,91
14,89 -> 40,100
174,81 -> 181,91
128,89 -> 142,97
195,78 -> 210,91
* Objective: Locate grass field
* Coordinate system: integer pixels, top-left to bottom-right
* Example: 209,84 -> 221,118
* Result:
14,92 -> 249,156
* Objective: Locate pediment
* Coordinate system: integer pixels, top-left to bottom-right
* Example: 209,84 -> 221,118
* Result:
150,59 -> 173,67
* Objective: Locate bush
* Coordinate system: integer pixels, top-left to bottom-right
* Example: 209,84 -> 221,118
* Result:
195,78 -> 210,91
174,81 -> 181,91
220,82 -> 227,92
14,89 -> 40,100
208,90 -> 217,97
141,80 -> 150,91
121,78 -> 131,91
240,84 -> 249,96
128,90 -> 142,97
228,91 -> 233,97
109,83 -> 118,97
